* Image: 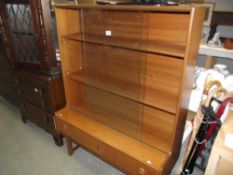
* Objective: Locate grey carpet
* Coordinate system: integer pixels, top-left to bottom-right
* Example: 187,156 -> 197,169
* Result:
0,98 -> 124,175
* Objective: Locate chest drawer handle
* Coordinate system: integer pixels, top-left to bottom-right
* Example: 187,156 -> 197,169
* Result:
34,88 -> 43,96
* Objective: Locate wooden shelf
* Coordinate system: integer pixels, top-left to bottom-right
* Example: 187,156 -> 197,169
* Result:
62,33 -> 185,58
55,107 -> 169,173
214,9 -> 233,13
199,44 -> 233,59
67,71 -> 177,114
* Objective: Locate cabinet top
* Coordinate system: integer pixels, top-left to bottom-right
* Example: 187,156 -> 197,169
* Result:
54,4 -> 203,13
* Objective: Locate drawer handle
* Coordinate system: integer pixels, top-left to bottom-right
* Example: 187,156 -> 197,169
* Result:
34,88 -> 42,96
138,168 -> 146,175
43,116 -> 49,123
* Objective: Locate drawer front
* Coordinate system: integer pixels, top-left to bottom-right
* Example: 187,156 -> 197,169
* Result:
98,142 -> 155,175
20,99 -> 56,135
16,74 -> 51,99
16,75 -> 53,112
56,118 -> 98,153
18,86 -> 53,112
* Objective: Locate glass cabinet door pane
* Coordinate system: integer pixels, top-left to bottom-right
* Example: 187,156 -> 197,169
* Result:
6,2 -> 38,64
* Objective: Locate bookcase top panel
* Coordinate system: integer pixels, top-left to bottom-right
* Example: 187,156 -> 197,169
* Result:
55,4 -> 203,13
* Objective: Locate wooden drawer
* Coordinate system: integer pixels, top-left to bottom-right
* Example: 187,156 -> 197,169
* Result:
17,83 -> 53,112
16,73 -> 51,99
56,118 -> 98,153
15,71 -> 65,113
98,142 -> 155,175
20,99 -> 56,135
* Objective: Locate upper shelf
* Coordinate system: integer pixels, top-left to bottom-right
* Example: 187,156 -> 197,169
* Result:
62,33 -> 185,58
199,44 -> 233,59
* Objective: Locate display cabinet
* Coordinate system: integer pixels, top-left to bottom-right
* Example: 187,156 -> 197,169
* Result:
55,4 -> 205,174
0,0 -> 65,146
0,0 -> 57,72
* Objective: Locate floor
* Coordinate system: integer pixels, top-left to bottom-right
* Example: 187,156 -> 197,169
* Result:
0,98 -> 203,175
0,98 -> 124,175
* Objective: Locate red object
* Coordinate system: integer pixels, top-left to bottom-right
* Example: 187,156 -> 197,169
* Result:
198,97 -> 233,155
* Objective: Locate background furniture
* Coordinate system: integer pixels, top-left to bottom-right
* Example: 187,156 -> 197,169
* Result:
0,0 -> 65,146
55,4 -> 205,174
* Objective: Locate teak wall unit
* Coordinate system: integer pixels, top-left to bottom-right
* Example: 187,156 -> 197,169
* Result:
55,5 -> 205,175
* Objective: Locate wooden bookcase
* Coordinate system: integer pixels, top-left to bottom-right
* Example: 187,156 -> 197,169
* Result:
55,4 -> 205,174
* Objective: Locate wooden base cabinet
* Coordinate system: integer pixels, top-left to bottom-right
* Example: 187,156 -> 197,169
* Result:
16,70 -> 65,146
55,4 -> 205,174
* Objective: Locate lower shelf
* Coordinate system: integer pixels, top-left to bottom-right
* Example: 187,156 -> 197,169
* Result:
55,108 -> 173,175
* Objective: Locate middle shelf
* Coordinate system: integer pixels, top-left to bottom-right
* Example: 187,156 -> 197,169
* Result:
67,70 -> 178,115
62,80 -> 175,153
62,32 -> 186,58
61,40 -> 184,114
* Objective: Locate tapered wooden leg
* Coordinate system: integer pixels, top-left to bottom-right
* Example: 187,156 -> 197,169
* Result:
66,137 -> 74,156
66,137 -> 79,156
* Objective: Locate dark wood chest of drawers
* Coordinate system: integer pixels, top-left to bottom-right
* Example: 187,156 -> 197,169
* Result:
16,70 -> 65,146
0,54 -> 17,103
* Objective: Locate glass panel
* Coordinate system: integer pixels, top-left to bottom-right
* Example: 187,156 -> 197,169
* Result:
71,81 -> 140,139
6,2 -> 38,64
68,9 -> 146,139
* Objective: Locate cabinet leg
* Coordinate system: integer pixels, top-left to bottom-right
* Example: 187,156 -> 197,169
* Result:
53,135 -> 63,147
21,116 -> 27,123
66,137 -> 79,156
66,137 -> 74,156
